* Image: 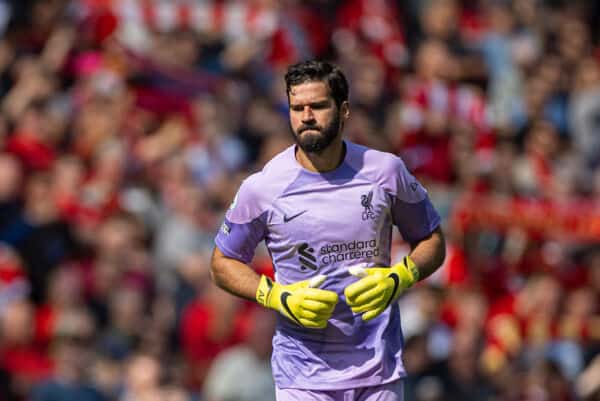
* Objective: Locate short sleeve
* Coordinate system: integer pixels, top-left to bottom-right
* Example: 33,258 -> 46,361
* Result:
215,177 -> 268,264
388,158 -> 441,243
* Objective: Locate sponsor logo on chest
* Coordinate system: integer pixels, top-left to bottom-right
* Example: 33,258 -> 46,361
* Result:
295,239 -> 380,271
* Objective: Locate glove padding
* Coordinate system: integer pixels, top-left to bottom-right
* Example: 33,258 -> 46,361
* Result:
344,256 -> 419,321
256,274 -> 338,328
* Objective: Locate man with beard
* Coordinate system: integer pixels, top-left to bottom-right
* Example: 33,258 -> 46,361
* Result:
211,60 -> 445,401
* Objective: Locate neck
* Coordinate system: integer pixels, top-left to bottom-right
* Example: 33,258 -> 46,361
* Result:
296,137 -> 345,173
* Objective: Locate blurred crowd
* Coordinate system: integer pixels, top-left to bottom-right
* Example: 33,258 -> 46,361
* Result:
0,0 -> 598,400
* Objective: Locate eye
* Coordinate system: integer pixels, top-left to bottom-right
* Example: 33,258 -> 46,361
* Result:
310,101 -> 331,110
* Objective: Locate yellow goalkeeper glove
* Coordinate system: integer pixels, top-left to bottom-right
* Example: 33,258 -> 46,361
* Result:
344,256 -> 419,321
255,274 -> 339,328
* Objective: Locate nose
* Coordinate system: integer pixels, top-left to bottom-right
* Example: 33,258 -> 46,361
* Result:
301,106 -> 315,123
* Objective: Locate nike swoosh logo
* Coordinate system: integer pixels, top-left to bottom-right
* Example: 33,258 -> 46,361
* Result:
281,292 -> 302,325
283,210 -> 308,223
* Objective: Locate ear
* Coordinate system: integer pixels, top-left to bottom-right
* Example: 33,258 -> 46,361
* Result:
340,101 -> 350,120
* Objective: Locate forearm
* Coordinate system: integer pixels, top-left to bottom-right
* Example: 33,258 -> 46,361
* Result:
210,246 -> 261,301
407,226 -> 446,281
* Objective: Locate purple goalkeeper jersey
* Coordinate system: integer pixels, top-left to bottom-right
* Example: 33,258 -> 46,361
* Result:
215,140 -> 440,390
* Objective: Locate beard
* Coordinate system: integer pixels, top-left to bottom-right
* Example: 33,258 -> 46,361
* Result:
290,112 -> 341,154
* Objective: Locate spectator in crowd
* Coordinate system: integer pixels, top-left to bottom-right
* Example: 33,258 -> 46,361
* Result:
203,308 -> 277,401
0,299 -> 51,399
118,353 -> 162,401
31,332 -> 103,401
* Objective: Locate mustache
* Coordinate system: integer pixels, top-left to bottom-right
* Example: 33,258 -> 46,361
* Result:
298,125 -> 322,134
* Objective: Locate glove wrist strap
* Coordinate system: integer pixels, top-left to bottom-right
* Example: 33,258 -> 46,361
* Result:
394,256 -> 419,288
256,275 -> 276,308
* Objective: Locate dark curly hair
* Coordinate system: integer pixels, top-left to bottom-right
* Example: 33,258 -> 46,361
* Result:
284,60 -> 349,108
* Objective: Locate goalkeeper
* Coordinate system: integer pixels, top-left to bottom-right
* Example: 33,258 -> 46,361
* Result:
211,60 -> 445,401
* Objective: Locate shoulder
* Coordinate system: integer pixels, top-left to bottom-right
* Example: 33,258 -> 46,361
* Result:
241,145 -> 299,201
228,145 -> 300,222
345,141 -> 427,202
345,141 -> 409,190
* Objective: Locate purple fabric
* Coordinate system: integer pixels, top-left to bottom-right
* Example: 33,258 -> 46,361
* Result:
215,140 -> 440,390
275,379 -> 404,401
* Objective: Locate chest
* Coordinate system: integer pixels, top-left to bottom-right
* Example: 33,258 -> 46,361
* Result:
266,183 -> 391,244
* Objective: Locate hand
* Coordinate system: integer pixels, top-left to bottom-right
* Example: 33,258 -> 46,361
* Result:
344,256 -> 419,321
255,274 -> 338,328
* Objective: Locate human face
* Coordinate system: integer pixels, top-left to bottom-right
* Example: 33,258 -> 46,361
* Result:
288,81 -> 344,154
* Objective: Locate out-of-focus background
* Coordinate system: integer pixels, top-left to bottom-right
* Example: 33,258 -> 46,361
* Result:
0,0 -> 598,400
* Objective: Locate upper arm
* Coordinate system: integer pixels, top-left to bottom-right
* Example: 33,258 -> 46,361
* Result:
410,225 -> 445,250
210,245 -> 238,280
210,245 -> 226,269
210,245 -> 245,270
381,156 -> 441,243
214,176 -> 269,264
